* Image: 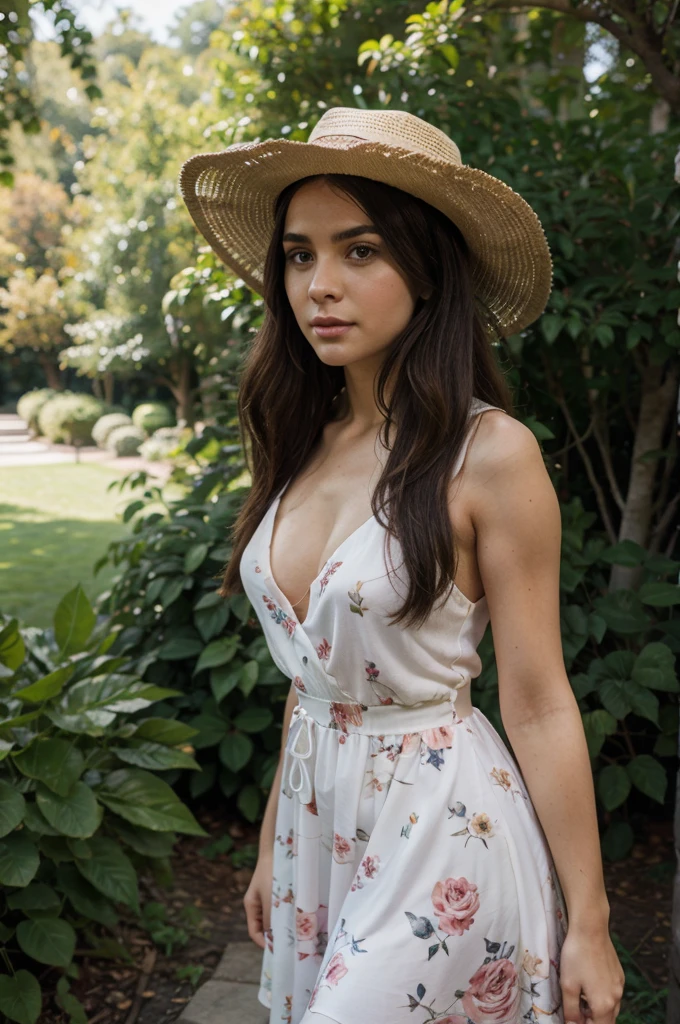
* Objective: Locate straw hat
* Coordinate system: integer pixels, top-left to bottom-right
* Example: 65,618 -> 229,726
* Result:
178,106 -> 552,336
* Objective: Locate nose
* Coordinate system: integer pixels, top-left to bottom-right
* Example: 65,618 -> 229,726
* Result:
307,254 -> 343,303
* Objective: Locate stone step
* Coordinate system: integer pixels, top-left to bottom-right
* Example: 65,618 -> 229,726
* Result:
179,942 -> 268,1024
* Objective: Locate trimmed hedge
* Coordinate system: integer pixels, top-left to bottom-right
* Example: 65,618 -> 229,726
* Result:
132,403 -> 176,436
16,389 -> 58,434
106,425 -> 146,457
37,394 -> 108,445
92,413 -> 133,449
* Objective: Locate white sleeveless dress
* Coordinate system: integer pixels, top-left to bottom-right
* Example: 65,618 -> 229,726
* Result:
239,398 -> 568,1024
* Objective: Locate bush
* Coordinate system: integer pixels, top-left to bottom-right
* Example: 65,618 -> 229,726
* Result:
37,393 -> 108,445
16,389 -> 58,434
98,435 -> 287,823
139,426 -> 187,462
132,402 -> 176,436
0,585 -> 206,1024
106,425 -> 146,457
92,412 -> 133,449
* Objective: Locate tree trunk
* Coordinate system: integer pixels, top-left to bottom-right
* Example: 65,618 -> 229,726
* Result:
168,355 -> 195,427
103,372 -> 114,406
38,352 -> 63,391
609,361 -> 679,591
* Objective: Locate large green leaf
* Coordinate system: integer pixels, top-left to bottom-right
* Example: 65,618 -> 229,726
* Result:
638,581 -> 680,607
219,732 -> 253,772
193,635 -> 239,675
108,817 -> 176,858
0,779 -> 26,837
195,600 -> 230,643
56,863 -> 118,928
7,883 -> 61,916
14,738 -> 84,796
626,754 -> 667,803
17,917 -> 76,967
184,542 -> 209,573
54,585 -> 96,656
74,837 -> 139,913
0,970 -> 42,1024
233,707 -> 273,733
133,718 -> 198,745
36,781 -> 102,838
0,619 -> 25,672
632,642 -> 679,692
157,636 -> 204,660
0,834 -> 39,887
96,769 -> 207,836
110,741 -> 200,771
13,666 -> 74,704
597,765 -> 631,811
210,664 -> 242,703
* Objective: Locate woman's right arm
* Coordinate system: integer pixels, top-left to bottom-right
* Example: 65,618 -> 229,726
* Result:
243,681 -> 299,948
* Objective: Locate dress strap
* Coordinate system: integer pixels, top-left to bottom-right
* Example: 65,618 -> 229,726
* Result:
451,399 -> 502,482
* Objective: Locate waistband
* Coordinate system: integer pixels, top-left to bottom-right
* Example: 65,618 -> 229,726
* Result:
297,687 -> 473,733
281,687 -> 474,804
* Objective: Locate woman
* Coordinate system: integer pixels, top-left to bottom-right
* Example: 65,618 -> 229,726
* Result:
179,107 -> 625,1024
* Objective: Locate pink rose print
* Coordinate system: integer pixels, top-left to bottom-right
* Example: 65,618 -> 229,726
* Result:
296,908 -> 318,942
351,853 -> 381,892
293,675 -> 306,692
431,876 -> 480,936
318,560 -> 343,596
462,957 -> 521,1023
316,638 -> 332,661
262,594 -> 296,636
333,832 -> 355,864
329,701 -> 364,733
422,725 -> 455,750
401,732 -> 421,755
305,793 -> 318,816
324,951 -> 349,986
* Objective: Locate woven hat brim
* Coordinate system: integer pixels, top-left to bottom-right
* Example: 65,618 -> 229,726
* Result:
178,137 -> 552,336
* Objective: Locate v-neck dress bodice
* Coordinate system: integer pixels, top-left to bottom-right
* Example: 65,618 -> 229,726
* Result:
239,397 -> 568,1024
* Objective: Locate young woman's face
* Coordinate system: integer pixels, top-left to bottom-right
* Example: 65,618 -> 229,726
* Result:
282,179 -> 422,367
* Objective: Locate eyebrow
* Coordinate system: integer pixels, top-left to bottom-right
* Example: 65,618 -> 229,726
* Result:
282,224 -> 381,244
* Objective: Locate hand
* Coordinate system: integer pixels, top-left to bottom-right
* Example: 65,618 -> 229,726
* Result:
559,926 -> 625,1024
243,851 -> 274,950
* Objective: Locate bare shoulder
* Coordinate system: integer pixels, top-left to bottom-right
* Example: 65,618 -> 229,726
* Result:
465,408 -> 558,529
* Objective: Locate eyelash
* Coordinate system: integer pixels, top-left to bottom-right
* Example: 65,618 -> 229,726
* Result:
285,244 -> 378,265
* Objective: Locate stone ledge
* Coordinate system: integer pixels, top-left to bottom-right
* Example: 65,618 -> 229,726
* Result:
179,942 -> 268,1024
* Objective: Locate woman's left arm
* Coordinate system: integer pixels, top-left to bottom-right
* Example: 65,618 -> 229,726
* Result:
469,412 -> 626,1024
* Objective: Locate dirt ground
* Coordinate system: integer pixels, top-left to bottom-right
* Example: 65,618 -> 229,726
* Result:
42,809 -> 673,1023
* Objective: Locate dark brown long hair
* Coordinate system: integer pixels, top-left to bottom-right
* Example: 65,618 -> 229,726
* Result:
218,173 -> 514,628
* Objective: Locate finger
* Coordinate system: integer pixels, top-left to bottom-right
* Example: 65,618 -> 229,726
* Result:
243,894 -> 266,949
562,984 -> 585,1024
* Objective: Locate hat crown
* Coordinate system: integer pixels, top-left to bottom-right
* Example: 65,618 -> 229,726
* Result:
308,106 -> 462,166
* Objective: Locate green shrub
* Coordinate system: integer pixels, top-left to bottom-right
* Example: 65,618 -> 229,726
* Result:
98,437 -> 287,823
37,394 -> 108,445
106,425 -> 146,457
16,389 -> 58,434
132,402 -> 176,436
92,412 -> 133,449
139,426 -> 187,462
0,585 -> 206,1024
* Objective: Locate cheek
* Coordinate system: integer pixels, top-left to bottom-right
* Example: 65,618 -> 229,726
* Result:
361,266 -> 415,320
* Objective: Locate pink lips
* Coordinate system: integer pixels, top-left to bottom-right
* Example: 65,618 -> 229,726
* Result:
312,323 -> 354,338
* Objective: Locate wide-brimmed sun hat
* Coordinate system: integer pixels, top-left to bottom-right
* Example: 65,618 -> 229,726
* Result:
178,106 -> 552,336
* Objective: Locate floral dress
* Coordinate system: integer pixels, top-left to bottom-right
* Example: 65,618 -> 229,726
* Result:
239,398 -> 568,1024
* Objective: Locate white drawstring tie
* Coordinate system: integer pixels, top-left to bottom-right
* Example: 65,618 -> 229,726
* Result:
283,705 -> 315,804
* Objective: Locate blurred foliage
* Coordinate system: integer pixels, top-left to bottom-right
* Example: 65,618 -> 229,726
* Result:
0,585 -> 204,1023
0,0 -> 101,185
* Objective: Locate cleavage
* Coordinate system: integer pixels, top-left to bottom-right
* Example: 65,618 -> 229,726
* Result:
269,485 -> 377,624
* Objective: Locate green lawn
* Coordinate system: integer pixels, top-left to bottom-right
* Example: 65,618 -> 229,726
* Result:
0,463 -> 133,628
